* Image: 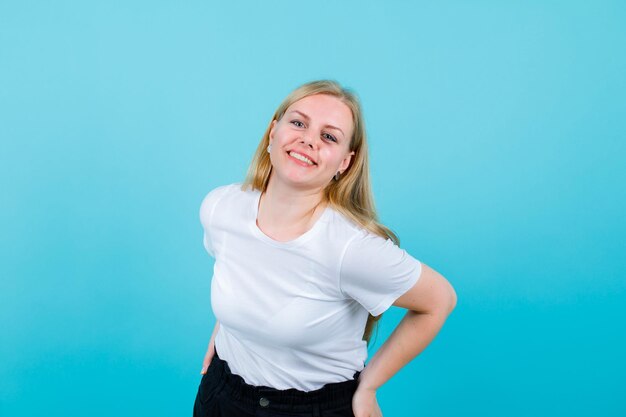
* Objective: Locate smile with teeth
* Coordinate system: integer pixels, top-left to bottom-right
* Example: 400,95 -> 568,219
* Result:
288,151 -> 315,166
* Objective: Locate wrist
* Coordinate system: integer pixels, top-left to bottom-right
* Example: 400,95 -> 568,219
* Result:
357,374 -> 379,392
357,367 -> 380,392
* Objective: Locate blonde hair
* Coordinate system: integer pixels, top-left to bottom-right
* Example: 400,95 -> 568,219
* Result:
242,79 -> 400,346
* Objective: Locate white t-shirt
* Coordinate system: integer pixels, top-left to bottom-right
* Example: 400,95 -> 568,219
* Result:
199,183 -> 422,391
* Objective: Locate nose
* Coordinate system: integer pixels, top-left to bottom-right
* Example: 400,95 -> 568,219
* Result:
300,132 -> 317,149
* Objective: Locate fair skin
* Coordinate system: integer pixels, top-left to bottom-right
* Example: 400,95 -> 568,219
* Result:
258,93 -> 356,241
200,93 -> 457,417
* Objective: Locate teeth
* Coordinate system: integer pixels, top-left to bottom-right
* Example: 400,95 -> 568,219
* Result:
289,151 -> 314,165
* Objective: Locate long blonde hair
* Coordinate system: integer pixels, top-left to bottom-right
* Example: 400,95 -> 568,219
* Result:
242,79 -> 400,346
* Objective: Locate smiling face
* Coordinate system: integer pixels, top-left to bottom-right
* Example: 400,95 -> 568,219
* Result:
267,94 -> 355,190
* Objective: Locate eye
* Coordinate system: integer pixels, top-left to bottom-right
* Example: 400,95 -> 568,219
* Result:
290,120 -> 305,128
322,133 -> 337,143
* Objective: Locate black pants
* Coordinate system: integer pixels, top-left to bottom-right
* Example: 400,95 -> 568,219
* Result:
193,348 -> 361,417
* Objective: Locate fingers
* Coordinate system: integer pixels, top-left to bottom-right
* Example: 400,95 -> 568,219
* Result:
201,363 -> 209,374
200,340 -> 217,375
201,354 -> 215,374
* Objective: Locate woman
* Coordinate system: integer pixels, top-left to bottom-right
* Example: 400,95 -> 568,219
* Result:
194,80 -> 457,417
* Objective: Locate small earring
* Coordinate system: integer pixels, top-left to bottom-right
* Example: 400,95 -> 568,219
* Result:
267,143 -> 272,153
334,171 -> 340,181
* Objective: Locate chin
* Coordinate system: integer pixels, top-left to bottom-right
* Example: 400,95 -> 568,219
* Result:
275,173 -> 323,189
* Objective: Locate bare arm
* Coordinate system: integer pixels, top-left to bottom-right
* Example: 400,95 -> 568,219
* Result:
200,320 -> 220,374
351,263 -> 456,416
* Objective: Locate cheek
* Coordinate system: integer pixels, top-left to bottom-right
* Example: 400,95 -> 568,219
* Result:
319,149 -> 344,167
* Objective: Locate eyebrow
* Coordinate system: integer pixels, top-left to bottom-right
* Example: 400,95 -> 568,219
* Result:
288,110 -> 345,138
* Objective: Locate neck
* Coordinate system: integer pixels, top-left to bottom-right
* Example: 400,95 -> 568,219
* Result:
258,175 -> 327,230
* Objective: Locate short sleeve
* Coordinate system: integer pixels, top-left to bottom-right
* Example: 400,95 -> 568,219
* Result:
339,230 -> 423,317
199,184 -> 232,258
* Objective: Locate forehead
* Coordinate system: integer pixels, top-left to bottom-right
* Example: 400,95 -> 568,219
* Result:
286,94 -> 353,129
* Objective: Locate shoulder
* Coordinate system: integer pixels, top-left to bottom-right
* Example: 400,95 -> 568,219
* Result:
336,212 -> 422,316
199,182 -> 245,225
200,182 -> 239,208
325,207 -> 389,250
332,211 -> 414,271
202,182 -> 242,199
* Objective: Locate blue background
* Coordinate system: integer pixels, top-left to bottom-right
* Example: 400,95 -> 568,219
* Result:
1,1 -> 625,416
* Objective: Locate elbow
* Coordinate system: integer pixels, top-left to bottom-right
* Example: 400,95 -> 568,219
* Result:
426,288 -> 457,317
447,287 -> 458,313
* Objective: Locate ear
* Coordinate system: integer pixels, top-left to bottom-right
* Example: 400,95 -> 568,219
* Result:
339,150 -> 355,174
269,120 -> 277,143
